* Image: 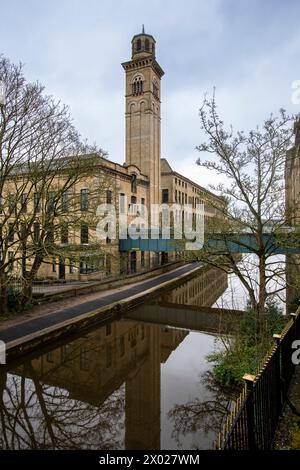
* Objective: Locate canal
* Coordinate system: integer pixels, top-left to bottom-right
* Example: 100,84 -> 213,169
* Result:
0,266 -> 239,450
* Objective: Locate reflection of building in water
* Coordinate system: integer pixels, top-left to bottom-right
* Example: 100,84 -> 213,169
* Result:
285,120 -> 300,309
18,319 -> 187,450
7,268 -> 228,450
286,254 -> 300,310
161,267 -> 228,306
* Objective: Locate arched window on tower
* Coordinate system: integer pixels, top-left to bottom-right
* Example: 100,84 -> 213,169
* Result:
132,76 -> 144,95
137,39 -> 141,51
153,79 -> 159,99
145,39 -> 150,51
131,174 -> 137,193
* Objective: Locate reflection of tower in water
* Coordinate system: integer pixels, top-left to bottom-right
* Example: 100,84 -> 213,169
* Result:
5,269 -> 228,450
125,324 -> 161,449
7,319 -> 187,450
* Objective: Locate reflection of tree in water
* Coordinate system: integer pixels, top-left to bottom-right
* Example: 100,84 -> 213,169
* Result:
168,371 -> 238,449
0,363 -> 125,450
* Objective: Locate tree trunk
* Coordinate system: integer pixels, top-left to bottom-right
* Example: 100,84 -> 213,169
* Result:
21,254 -> 43,306
21,277 -> 33,307
257,254 -> 267,337
0,271 -> 8,316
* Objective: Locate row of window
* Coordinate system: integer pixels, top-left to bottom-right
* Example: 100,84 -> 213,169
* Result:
174,190 -> 188,204
2,222 -> 112,246
175,177 -> 187,189
51,255 -> 108,275
134,38 -> 155,53
120,194 -> 145,214
0,189 -> 113,215
131,78 -> 159,98
174,176 -> 207,197
132,77 -> 144,95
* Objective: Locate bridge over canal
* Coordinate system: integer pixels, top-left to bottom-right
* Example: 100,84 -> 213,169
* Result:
120,231 -> 300,254
125,302 -> 244,335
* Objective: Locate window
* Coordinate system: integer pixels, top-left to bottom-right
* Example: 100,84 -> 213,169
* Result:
80,347 -> 89,371
80,223 -> 89,244
61,224 -> 68,244
106,190 -> 112,204
52,257 -> 56,272
47,192 -> 56,214
21,193 -> 28,213
8,251 -> 14,271
141,251 -> 145,268
61,192 -> 69,212
106,256 -> 111,275
145,38 -> 150,51
34,192 -> 41,213
132,76 -> 143,95
46,351 -> 54,363
119,193 -> 125,214
175,190 -> 177,203
8,223 -> 14,242
33,223 -> 40,243
80,188 -> 89,211
162,189 -> 169,203
141,197 -> 145,205
69,258 -> 75,274
61,345 -> 72,364
131,173 -> 137,193
131,195 -> 137,204
47,224 -> 54,245
137,38 -> 141,51
8,194 -> 15,214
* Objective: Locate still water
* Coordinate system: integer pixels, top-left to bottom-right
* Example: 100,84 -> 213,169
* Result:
0,266 -> 236,450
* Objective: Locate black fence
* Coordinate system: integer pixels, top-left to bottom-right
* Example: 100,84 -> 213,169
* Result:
214,307 -> 300,450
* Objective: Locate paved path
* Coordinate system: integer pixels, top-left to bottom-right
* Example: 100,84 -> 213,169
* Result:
0,263 -> 199,345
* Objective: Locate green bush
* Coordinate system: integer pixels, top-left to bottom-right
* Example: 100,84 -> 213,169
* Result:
208,300 -> 288,386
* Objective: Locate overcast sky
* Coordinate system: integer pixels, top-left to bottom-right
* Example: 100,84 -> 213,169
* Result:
1,0 -> 299,187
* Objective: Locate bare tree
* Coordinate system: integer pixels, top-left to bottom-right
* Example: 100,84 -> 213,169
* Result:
0,55 -> 109,312
195,93 -> 294,333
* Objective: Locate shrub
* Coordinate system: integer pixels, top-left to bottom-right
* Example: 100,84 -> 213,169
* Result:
207,300 -> 288,386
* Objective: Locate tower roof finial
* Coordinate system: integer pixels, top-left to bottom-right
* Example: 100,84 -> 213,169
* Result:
142,24 -> 145,34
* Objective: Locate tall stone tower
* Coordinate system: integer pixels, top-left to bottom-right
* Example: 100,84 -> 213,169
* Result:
122,28 -> 164,207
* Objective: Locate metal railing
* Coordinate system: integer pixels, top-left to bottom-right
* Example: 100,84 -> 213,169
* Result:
214,307 -> 300,450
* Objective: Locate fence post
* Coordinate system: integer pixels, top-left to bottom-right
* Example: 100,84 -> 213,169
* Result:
243,374 -> 256,450
273,333 -> 283,417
